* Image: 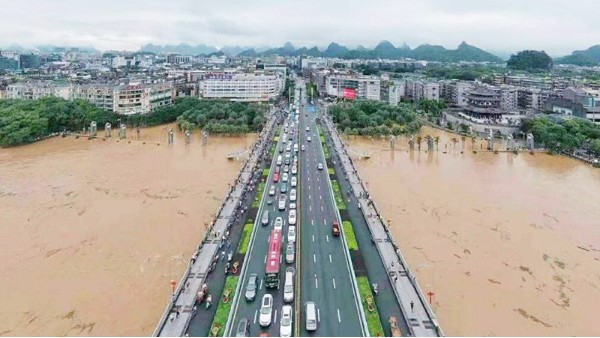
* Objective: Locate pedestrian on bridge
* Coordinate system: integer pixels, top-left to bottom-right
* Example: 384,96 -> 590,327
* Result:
410,301 -> 415,312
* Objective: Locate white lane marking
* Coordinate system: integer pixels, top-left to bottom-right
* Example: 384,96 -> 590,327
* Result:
264,255 -> 267,263
254,310 -> 258,324
311,219 -> 314,225
317,308 -> 321,322
308,177 -> 310,182
309,205 -> 312,212
267,235 -> 271,242
329,254 -> 332,263
333,278 -> 336,289
319,195 -> 322,200
321,206 -> 324,211
280,254 -> 282,263
312,235 -> 315,242
315,276 -> 318,289
308,185 -> 310,190
274,309 -> 278,324
309,195 -> 311,200
326,235 -> 329,242
323,219 -> 327,225
317,177 -> 320,182
313,254 -> 316,263
337,308 -> 341,323
318,185 -> 321,190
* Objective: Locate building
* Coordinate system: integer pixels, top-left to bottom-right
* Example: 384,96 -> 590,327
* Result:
72,84 -> 115,111
423,82 -> 440,101
452,81 -> 473,107
167,54 -> 191,64
199,73 -> 284,102
0,56 -> 18,71
499,85 -> 519,111
388,82 -> 405,106
325,75 -> 380,101
6,82 -> 71,100
113,82 -> 174,115
19,53 -> 41,69
301,57 -> 327,70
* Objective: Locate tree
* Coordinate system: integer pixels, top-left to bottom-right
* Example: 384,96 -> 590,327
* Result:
507,50 -> 553,71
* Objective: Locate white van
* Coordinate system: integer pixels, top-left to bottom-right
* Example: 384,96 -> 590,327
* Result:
283,269 -> 294,303
294,143 -> 298,153
277,155 -> 282,166
305,301 -> 317,331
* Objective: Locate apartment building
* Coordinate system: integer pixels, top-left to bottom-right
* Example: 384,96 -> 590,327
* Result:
325,75 -> 380,101
72,84 -> 115,111
199,73 -> 284,102
388,82 -> 405,106
113,82 -> 174,115
6,82 -> 71,100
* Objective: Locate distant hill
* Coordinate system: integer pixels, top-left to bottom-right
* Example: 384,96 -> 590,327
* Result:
507,50 -> 553,71
555,45 -> 600,66
136,40 -> 502,62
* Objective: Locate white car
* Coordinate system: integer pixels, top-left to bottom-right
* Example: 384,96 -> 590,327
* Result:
274,217 -> 283,230
317,163 -> 323,170
301,145 -> 306,151
291,176 -> 297,187
306,127 -> 310,132
290,189 -> 297,202
291,165 -> 297,175
278,195 -> 286,211
282,173 -> 289,182
288,210 -> 297,226
307,136 -> 312,142
289,202 -> 296,210
259,294 -> 273,327
283,165 -> 289,173
269,185 -> 276,196
288,225 -> 296,242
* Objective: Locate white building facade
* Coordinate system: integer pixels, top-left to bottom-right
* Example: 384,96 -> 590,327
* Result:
199,73 -> 284,102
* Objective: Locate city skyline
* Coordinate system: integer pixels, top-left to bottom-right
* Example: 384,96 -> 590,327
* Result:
1,0 -> 599,56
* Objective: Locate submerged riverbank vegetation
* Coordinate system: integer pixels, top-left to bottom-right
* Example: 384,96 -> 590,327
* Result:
328,100 -> 425,136
0,97 -> 269,148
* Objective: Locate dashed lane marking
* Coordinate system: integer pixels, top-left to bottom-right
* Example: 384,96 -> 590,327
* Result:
329,254 -> 332,263
337,308 -> 341,323
332,278 -> 336,289
313,254 -> 316,263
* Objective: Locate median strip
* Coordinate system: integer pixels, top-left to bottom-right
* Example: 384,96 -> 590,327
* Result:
357,276 -> 385,337
343,221 -> 359,251
331,180 -> 347,209
237,222 -> 255,254
209,276 -> 240,337
252,182 -> 266,208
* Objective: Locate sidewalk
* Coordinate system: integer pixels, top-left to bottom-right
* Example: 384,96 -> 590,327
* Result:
322,114 -> 443,337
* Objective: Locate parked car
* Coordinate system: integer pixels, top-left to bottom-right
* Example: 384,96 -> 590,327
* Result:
245,274 -> 258,301
259,294 -> 273,327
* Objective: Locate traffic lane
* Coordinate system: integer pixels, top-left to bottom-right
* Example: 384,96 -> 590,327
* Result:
230,126 -> 291,336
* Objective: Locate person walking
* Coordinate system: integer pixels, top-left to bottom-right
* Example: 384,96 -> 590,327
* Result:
410,301 -> 415,312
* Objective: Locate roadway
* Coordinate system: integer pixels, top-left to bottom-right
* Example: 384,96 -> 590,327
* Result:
296,79 -> 366,337
227,93 -> 301,337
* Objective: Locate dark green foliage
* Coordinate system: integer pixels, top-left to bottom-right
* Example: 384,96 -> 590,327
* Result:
328,100 -> 423,136
425,65 -> 503,81
521,116 -> 600,153
555,45 -> 600,66
175,98 -> 268,134
507,50 -> 553,71
418,99 -> 447,117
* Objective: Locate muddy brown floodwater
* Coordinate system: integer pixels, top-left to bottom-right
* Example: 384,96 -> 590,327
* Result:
0,125 -> 256,336
346,126 -> 600,336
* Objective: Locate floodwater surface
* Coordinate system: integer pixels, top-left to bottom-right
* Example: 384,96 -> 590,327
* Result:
0,125 -> 256,336
346,126 -> 600,336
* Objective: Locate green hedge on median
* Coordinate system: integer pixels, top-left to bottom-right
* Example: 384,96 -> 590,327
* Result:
209,276 -> 240,336
342,221 -> 359,250
357,276 -> 385,337
252,182 -> 266,208
331,180 -> 347,209
238,223 -> 254,254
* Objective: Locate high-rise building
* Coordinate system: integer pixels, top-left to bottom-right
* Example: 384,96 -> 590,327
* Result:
19,53 -> 41,69
199,73 -> 284,102
325,75 -> 380,101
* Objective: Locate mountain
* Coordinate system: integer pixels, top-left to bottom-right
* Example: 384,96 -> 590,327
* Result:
555,45 -> 600,66
452,41 -> 503,62
322,42 -> 349,58
140,43 -> 218,55
373,40 -> 411,59
237,48 -> 258,57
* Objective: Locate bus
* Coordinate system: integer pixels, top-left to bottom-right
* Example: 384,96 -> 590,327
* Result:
265,229 -> 283,289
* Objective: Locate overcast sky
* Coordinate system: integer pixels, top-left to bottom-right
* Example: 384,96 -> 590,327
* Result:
0,0 -> 598,56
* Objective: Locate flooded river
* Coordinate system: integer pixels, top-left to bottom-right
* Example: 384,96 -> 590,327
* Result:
346,126 -> 600,336
0,125 -> 256,336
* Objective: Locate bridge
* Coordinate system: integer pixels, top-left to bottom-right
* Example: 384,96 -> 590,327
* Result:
154,77 -> 443,337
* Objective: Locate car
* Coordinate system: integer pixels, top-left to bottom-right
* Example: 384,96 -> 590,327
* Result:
332,221 -> 340,237
280,305 -> 293,337
273,172 -> 279,183
288,225 -> 296,242
278,195 -> 286,211
293,156 -> 298,164
280,183 -> 288,193
283,270 -> 294,303
275,166 -> 280,174
279,146 -> 284,153
291,165 -> 297,175
288,210 -> 297,225
289,202 -> 296,210
317,163 -> 323,170
307,136 -> 312,142
283,165 -> 289,173
285,144 -> 291,152
306,127 -> 310,132
259,294 -> 273,327
290,189 -> 297,202
245,274 -> 258,301
235,318 -> 250,337
305,301 -> 317,331
285,242 -> 295,263
261,210 -> 270,226
274,217 -> 283,230
301,145 -> 306,151
268,185 -> 276,196
294,144 -> 298,153
291,176 -> 297,187
282,173 -> 289,182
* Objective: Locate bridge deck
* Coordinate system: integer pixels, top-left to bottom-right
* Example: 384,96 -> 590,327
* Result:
323,115 -> 443,337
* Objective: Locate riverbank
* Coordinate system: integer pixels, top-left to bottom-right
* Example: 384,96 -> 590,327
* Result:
344,126 -> 600,336
0,124 -> 257,336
